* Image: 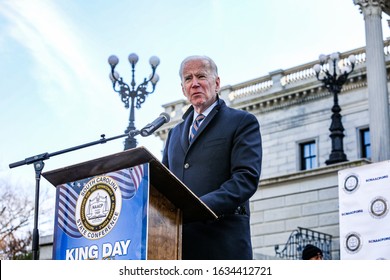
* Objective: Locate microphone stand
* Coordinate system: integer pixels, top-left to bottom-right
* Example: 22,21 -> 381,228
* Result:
9,130 -> 140,260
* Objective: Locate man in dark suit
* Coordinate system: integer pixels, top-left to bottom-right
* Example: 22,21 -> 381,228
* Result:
162,55 -> 262,260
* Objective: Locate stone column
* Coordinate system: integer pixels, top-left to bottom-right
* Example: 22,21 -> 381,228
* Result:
354,0 -> 390,162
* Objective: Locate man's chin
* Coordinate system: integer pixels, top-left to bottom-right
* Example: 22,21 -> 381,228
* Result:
191,97 -> 206,106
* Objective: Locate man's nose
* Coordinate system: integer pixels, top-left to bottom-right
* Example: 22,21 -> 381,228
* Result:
191,78 -> 200,87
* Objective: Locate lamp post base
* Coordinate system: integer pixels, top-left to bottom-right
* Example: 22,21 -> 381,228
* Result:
325,152 -> 348,165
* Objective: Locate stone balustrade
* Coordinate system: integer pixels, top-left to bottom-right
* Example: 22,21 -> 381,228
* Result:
222,40 -> 390,103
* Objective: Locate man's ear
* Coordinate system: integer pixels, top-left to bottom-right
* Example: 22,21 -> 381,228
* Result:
215,76 -> 221,92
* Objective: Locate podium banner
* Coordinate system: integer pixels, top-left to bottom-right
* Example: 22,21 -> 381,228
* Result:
52,163 -> 149,260
338,160 -> 390,260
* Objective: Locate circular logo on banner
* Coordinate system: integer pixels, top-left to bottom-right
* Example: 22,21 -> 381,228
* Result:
344,232 -> 362,254
369,196 -> 388,219
343,174 -> 360,193
75,175 -> 122,240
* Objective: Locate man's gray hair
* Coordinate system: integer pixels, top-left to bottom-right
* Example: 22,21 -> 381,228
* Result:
179,55 -> 218,79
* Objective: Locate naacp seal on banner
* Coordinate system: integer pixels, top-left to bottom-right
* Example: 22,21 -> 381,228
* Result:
344,232 -> 362,254
343,174 -> 360,193
75,175 -> 122,240
369,196 -> 388,219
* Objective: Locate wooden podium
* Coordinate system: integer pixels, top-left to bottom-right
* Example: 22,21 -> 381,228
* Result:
42,147 -> 217,260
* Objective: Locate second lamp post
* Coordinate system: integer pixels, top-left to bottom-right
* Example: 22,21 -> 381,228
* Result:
313,52 -> 356,165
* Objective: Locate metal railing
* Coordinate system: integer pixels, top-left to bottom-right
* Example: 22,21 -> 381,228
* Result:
274,227 -> 332,260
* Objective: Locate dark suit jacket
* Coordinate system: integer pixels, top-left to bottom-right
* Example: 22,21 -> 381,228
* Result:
162,98 -> 262,260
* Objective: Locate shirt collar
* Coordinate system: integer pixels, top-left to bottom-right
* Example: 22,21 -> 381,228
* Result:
192,100 -> 218,122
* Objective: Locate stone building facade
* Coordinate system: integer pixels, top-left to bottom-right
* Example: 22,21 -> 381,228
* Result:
155,41 -> 390,259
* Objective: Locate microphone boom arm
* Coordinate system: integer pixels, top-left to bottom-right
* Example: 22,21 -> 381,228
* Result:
8,112 -> 168,259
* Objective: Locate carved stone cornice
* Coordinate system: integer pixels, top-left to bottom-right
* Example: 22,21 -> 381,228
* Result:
354,0 -> 385,17
237,77 -> 367,114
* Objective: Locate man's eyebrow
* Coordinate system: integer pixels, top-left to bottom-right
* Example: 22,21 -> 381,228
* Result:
194,70 -> 208,76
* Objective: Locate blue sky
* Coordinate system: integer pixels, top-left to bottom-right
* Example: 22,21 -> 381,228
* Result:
1,0 -> 389,233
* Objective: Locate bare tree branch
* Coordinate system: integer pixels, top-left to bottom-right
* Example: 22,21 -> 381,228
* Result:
0,182 -> 35,259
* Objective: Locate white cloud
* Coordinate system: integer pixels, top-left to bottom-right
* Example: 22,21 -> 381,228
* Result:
0,0 -> 112,119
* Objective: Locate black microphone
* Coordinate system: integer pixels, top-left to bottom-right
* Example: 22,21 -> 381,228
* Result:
140,112 -> 170,137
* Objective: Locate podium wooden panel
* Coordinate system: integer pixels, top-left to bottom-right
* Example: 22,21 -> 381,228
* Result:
42,147 -> 217,260
148,185 -> 182,259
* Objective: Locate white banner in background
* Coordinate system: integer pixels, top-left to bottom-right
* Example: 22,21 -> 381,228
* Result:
338,160 -> 390,260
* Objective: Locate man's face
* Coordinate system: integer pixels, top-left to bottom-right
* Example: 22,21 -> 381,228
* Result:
181,59 -> 220,113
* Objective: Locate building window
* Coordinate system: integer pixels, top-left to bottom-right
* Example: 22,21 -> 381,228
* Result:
360,128 -> 371,159
300,141 -> 317,170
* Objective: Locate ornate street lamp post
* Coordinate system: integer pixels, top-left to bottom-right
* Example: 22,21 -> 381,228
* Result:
313,52 -> 356,165
108,53 -> 160,150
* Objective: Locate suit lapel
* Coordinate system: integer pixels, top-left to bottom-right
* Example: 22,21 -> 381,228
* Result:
180,98 -> 223,150
189,105 -> 220,145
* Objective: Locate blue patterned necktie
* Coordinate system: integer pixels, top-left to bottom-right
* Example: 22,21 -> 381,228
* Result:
189,114 -> 205,142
